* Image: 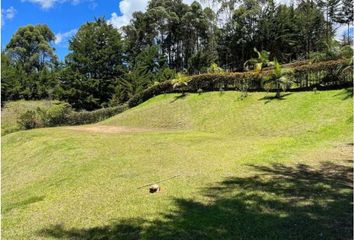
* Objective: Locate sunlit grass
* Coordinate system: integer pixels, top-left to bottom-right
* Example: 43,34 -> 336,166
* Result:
2,89 -> 352,239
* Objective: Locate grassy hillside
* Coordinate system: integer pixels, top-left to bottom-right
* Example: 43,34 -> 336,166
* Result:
2,90 -> 352,239
1,100 -> 58,135
103,90 -> 352,136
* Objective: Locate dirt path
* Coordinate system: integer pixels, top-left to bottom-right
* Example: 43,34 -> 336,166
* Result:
65,125 -> 155,134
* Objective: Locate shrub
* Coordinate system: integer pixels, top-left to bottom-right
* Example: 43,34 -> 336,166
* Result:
66,105 -> 128,125
38,102 -> 73,126
18,110 -> 41,129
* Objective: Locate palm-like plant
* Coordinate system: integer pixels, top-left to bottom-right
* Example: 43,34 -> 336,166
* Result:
244,48 -> 273,72
172,73 -> 190,95
340,56 -> 353,74
262,59 -> 294,98
207,63 -> 224,73
309,40 -> 353,63
332,56 -> 353,84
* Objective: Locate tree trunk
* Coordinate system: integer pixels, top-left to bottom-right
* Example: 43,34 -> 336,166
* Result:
348,23 -> 351,45
276,82 -> 281,98
326,5 -> 329,46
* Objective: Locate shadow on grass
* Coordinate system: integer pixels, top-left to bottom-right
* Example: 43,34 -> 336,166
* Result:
170,93 -> 188,103
335,88 -> 353,100
258,93 -> 292,104
39,220 -> 144,240
39,161 -> 353,240
3,196 -> 45,214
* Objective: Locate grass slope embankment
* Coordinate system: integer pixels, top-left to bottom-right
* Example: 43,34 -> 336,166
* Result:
2,89 -> 353,239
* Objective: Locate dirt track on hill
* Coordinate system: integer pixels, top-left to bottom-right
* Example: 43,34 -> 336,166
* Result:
65,125 -> 154,134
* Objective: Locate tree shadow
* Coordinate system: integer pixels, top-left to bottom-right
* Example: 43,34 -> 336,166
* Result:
39,161 -> 352,239
334,88 -> 353,100
38,220 -> 143,240
258,93 -> 292,104
170,93 -> 188,103
3,196 -> 45,214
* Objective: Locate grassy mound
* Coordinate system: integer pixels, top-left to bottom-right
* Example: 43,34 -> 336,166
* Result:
2,89 -> 352,239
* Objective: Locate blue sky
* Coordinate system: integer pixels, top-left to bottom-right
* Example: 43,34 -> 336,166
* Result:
1,0 -> 120,59
1,0 -> 353,61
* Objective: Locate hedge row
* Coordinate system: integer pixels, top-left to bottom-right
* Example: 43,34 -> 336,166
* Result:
18,103 -> 128,130
292,59 -> 351,88
66,104 -> 128,125
189,59 -> 351,90
126,80 -> 174,108
293,59 -> 347,73
188,71 -> 264,91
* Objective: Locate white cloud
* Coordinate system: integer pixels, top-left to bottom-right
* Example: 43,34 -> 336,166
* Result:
5,6 -> 17,19
54,28 -> 77,45
21,0 -> 88,10
22,0 -> 56,9
108,0 -> 149,29
1,6 -> 17,27
89,1 -> 98,10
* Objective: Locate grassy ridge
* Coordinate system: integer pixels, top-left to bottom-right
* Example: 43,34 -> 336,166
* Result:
2,90 -> 352,239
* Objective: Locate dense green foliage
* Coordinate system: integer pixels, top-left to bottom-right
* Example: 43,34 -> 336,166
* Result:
123,1 -> 217,73
2,25 -> 58,102
112,45 -> 176,105
1,0 -> 352,110
57,18 -> 126,110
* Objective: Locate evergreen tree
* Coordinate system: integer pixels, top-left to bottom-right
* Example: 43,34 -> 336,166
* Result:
3,25 -> 58,101
61,18 -> 125,109
6,24 -> 57,73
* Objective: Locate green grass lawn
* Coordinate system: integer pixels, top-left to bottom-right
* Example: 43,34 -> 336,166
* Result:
2,90 -> 353,239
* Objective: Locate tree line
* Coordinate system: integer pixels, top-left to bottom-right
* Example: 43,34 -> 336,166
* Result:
2,0 -> 353,110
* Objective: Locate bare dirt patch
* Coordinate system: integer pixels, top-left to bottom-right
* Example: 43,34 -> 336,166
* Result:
65,125 -> 155,134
